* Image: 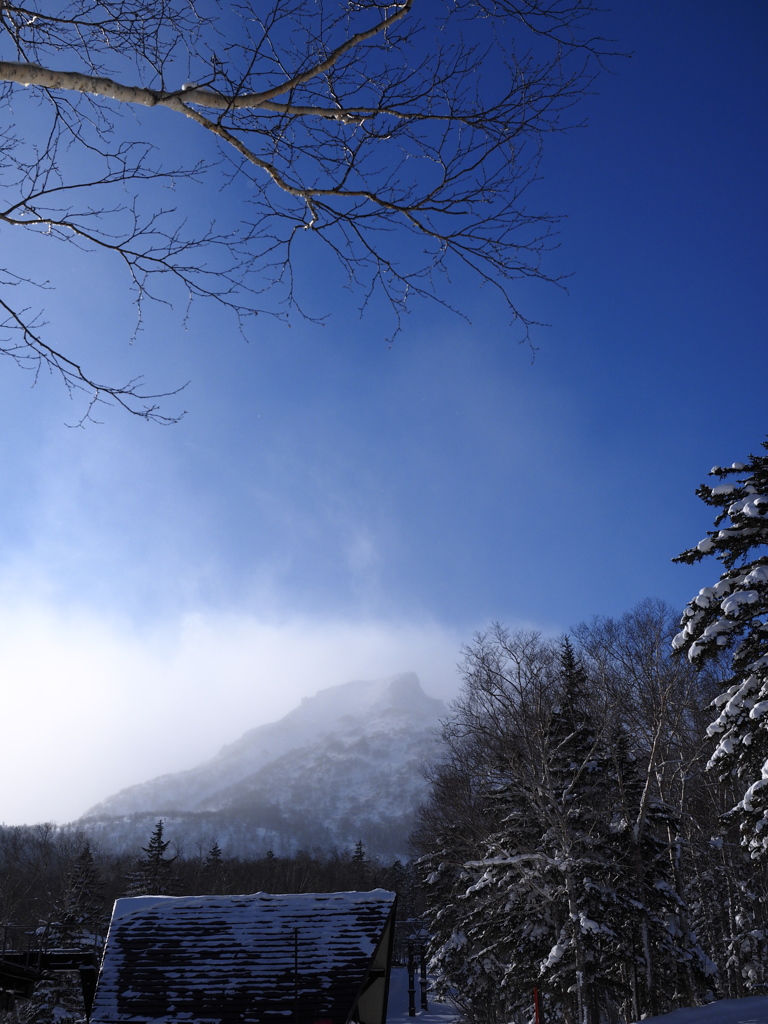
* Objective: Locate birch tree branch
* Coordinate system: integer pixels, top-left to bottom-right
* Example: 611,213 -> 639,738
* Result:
0,0 -> 611,420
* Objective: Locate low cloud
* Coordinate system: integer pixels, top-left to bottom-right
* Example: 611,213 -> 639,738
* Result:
0,598 -> 465,826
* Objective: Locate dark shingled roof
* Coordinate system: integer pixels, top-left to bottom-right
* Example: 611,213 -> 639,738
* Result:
91,890 -> 397,1024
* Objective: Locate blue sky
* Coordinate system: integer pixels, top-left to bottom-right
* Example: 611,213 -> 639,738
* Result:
1,1 -> 767,824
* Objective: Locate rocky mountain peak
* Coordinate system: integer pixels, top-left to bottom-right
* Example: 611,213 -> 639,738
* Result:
80,673 -> 447,860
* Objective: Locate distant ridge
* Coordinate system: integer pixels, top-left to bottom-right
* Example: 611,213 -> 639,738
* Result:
80,673 -> 446,860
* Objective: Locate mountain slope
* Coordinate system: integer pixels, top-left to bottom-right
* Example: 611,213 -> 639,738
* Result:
81,673 -> 446,859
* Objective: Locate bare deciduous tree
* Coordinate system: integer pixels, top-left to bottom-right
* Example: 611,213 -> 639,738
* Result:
0,0 -> 610,421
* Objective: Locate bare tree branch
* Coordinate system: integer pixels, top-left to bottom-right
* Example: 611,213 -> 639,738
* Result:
0,0 -> 616,419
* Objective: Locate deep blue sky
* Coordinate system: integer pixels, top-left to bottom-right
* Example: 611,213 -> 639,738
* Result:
1,1 -> 766,823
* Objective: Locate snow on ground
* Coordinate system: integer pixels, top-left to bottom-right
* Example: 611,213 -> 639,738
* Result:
388,967 -> 458,1024
386,973 -> 768,1024
632,996 -> 768,1024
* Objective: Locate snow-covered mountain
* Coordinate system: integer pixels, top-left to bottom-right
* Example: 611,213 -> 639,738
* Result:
80,673 -> 446,860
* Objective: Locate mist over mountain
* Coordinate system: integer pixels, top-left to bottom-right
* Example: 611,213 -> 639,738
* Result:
79,673 -> 446,860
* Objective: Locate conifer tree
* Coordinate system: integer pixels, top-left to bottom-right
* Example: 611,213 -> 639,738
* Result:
537,638 -> 616,1024
416,627 -> 716,1024
350,840 -> 370,890
674,440 -> 768,856
460,773 -> 553,1024
419,820 -> 509,1024
125,820 -> 177,896
419,635 -> 617,1024
416,748 -> 503,1024
51,840 -> 107,945
604,729 -> 714,1019
202,840 -> 226,894
206,839 -> 223,869
16,840 -> 106,1024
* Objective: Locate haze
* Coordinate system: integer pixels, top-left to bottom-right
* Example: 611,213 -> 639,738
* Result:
1,2 -> 766,826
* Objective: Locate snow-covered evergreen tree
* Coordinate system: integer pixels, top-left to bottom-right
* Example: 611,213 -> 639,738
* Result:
535,639 -> 622,1024
416,627 -> 716,1024
14,841 -> 106,1024
457,766 -> 553,1024
419,635 -> 627,1024
51,840 -> 107,945
673,441 -> 768,857
724,874 -> 768,995
14,971 -> 84,1024
416,760 -> 502,1024
606,729 -> 715,1018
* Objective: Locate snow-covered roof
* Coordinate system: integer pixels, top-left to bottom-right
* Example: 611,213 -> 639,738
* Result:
91,890 -> 397,1024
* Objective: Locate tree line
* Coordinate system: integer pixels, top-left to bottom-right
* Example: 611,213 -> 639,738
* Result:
412,437 -> 768,1024
412,601 -> 768,1024
0,822 -> 422,1023
0,822 -> 420,936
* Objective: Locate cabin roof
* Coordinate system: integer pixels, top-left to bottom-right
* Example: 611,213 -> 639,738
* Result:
91,890 -> 396,1024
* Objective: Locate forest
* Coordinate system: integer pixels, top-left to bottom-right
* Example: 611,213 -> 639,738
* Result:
411,442 -> 768,1024
412,604 -> 767,1024
0,822 -> 423,1023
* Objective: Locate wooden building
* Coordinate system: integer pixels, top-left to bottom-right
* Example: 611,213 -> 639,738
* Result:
90,890 -> 397,1024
